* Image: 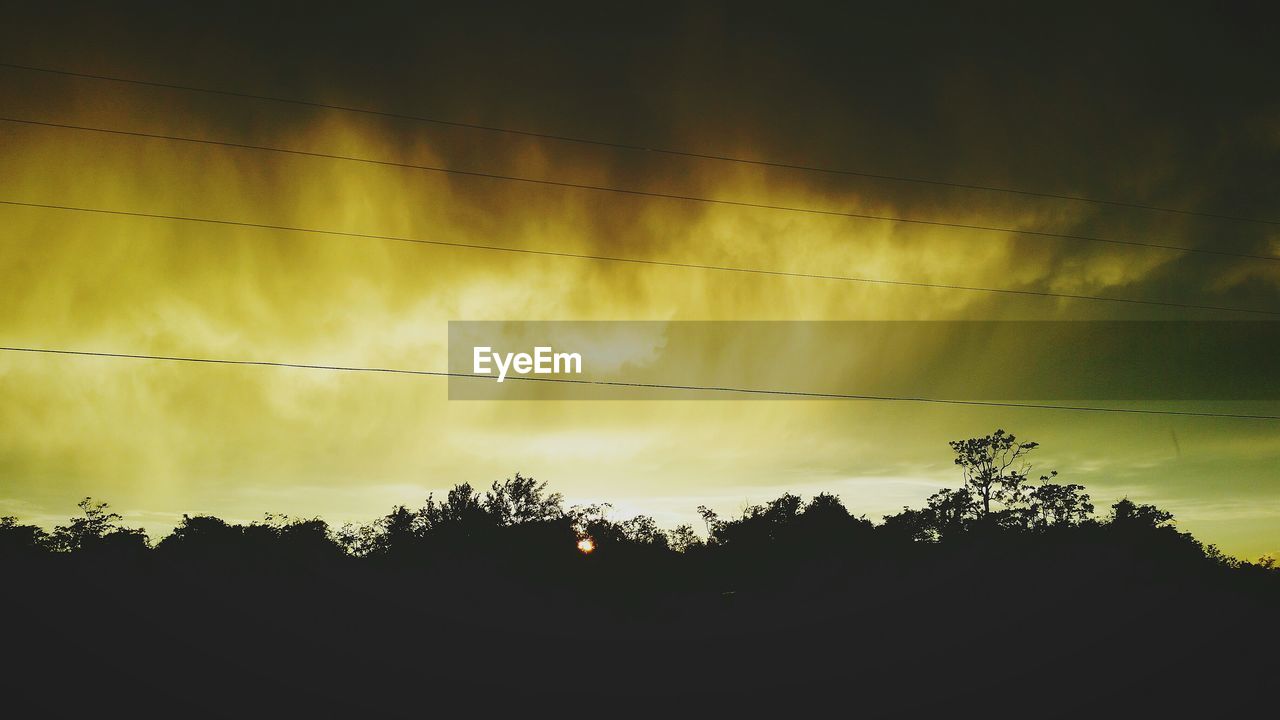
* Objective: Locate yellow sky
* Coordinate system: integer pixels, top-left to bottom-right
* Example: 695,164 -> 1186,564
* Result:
1,68 -> 1277,559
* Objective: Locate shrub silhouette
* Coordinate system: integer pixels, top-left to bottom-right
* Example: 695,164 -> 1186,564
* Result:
0,516 -> 48,559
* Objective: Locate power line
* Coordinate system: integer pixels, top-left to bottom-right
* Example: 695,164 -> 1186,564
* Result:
3,60 -> 1276,229
3,115 -> 1275,264
3,198 -> 1277,316
2,345 -> 1276,420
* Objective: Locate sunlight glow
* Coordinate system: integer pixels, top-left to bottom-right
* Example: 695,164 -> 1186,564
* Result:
577,537 -> 595,554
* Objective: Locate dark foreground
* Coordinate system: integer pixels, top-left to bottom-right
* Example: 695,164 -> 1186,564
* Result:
6,540 -> 1277,716
5,451 -> 1278,715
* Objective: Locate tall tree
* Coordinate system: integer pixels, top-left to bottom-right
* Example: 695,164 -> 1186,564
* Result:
949,429 -> 1040,517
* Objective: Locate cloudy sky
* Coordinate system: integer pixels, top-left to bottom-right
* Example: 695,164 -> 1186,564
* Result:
1,2 -> 1277,557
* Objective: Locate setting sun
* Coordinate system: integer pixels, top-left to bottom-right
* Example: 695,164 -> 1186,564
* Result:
576,537 -> 595,554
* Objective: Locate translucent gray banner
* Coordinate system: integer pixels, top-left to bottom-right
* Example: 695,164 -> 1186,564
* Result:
447,321 -> 1278,401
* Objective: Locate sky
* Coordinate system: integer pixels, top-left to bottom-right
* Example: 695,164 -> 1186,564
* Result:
0,2 -> 1277,557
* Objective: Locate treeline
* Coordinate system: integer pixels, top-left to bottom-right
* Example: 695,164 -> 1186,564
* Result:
4,430 -> 1278,713
2,430 -> 1275,581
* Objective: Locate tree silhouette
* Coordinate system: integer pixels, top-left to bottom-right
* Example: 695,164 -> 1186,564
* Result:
485,472 -> 563,525
667,524 -> 702,553
1108,498 -> 1175,530
0,516 -> 48,558
423,483 -> 488,530
618,515 -> 669,549
49,497 -> 147,555
949,429 -> 1040,517
1028,473 -> 1094,528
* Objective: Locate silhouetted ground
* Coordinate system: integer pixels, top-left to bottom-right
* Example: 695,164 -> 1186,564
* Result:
4,443 -> 1278,714
5,520 -> 1277,715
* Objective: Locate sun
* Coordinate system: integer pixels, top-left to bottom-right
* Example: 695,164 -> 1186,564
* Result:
576,537 -> 595,554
